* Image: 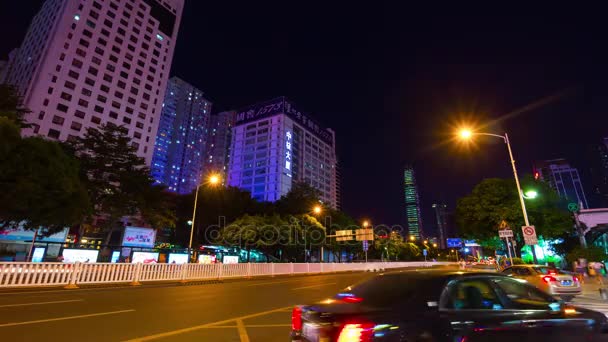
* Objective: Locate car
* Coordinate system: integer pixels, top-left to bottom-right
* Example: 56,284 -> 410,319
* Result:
291,270 -> 608,342
501,265 -> 582,300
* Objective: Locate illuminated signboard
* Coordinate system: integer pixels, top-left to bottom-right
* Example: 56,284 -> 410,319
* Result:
0,224 -> 68,243
32,247 -> 45,262
235,97 -> 333,145
122,227 -> 156,248
223,255 -> 239,264
168,253 -> 189,264
198,254 -> 216,264
62,249 -> 99,263
285,130 -> 293,177
131,252 -> 159,264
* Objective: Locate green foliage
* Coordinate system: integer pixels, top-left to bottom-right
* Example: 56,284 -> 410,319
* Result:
455,176 -> 573,242
0,136 -> 89,234
275,182 -> 321,215
0,84 -> 29,127
565,246 -> 606,265
374,231 -> 422,261
68,124 -> 173,242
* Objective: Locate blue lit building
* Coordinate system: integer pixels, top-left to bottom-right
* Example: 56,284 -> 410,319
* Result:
151,77 -> 212,194
534,158 -> 589,209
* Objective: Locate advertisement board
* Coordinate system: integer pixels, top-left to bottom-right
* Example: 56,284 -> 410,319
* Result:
122,227 -> 156,248
168,253 -> 189,264
110,251 -> 121,263
32,247 -> 46,262
198,254 -> 216,264
62,249 -> 99,263
0,225 -> 68,243
132,251 -> 159,264
223,255 -> 239,264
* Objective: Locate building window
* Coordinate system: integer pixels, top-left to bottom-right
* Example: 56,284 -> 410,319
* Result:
70,121 -> 82,131
74,110 -> 86,119
81,88 -> 92,97
51,115 -> 65,126
78,99 -> 89,108
48,129 -> 61,139
94,105 -> 104,114
91,116 -> 102,124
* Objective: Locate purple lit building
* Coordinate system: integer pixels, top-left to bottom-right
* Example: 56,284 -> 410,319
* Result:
3,0 -> 184,165
204,110 -> 236,182
227,97 -> 339,208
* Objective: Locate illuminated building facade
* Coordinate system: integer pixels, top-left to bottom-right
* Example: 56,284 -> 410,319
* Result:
404,165 -> 423,238
151,77 -> 211,194
227,97 -> 337,208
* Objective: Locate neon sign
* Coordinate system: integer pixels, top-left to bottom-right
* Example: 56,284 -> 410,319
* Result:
285,131 -> 293,177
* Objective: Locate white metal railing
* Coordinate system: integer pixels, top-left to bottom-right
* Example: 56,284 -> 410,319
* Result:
0,261 -> 453,288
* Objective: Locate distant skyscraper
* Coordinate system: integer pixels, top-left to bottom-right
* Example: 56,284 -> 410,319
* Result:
335,160 -> 342,210
433,203 -> 448,249
203,111 -> 235,182
404,165 -> 423,238
151,77 -> 212,194
534,158 -> 589,209
3,0 -> 184,165
228,97 -> 338,208
589,137 -> 608,207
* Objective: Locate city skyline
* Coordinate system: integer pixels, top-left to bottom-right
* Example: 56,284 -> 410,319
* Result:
1,2 -> 607,227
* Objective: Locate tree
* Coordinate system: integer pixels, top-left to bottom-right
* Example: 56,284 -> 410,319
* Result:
0,86 -> 88,234
67,124 -> 159,244
455,176 -> 573,243
275,182 -> 321,215
374,231 -> 421,261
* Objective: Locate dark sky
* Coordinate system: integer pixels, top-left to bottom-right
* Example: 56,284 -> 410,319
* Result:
1,3 -> 606,235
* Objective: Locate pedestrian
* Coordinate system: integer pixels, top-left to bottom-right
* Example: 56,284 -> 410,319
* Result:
574,260 -> 586,284
592,262 -> 604,286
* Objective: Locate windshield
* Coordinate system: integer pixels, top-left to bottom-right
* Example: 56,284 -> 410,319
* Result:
533,267 -> 561,275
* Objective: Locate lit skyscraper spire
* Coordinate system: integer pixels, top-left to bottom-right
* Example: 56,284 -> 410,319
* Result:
404,165 -> 423,238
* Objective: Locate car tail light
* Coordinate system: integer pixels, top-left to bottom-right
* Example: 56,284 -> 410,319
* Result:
341,296 -> 364,303
573,276 -> 580,282
542,275 -> 557,283
292,306 -> 302,331
337,323 -> 374,342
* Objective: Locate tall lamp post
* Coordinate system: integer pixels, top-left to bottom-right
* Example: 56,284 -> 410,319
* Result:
188,174 -> 221,263
308,205 -> 322,262
458,129 -> 538,263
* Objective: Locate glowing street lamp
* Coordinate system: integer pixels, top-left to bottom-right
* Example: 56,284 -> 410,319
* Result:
189,173 -> 222,262
455,127 -> 538,263
409,235 -> 416,241
313,205 -> 322,215
362,220 -> 370,228
523,190 -> 538,199
432,243 -> 438,248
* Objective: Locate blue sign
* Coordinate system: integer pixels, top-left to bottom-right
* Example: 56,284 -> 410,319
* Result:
423,249 -> 428,256
446,238 -> 463,248
362,240 -> 369,252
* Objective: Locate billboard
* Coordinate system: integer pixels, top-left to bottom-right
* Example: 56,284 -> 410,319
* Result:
198,254 -> 216,264
223,255 -> 239,264
62,249 -> 99,263
168,253 -> 189,264
0,225 -> 68,243
132,252 -> 159,264
32,247 -> 45,262
122,227 -> 156,248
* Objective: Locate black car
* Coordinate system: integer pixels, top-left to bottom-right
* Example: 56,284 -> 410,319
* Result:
291,270 -> 608,342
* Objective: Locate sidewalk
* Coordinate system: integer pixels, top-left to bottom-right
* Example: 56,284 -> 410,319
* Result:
581,281 -> 605,300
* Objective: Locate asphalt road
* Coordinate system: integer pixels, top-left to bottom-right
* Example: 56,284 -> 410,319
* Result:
3,271 -> 608,342
0,271 -> 378,342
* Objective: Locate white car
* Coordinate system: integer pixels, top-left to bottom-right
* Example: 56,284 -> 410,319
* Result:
502,265 -> 582,301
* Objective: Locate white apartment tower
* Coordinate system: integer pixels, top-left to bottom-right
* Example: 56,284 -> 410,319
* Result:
3,0 -> 184,165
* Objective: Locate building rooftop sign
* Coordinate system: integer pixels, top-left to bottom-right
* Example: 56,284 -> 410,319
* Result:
235,97 -> 334,145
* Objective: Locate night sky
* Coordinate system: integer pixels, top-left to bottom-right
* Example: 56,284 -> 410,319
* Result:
1,3 -> 606,235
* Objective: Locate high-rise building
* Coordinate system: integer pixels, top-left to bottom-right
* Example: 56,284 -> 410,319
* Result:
3,0 -> 184,165
335,160 -> 342,210
404,165 -> 423,238
432,203 -> 448,249
228,97 -> 338,208
151,77 -> 212,194
534,158 -> 589,209
203,110 -> 235,182
589,137 -> 608,207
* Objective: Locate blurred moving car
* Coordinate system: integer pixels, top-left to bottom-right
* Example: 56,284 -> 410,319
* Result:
501,265 -> 582,301
291,270 -> 607,342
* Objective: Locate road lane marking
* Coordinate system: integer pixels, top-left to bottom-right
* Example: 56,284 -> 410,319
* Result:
125,306 -> 292,341
0,299 -> 83,308
292,282 -> 336,290
0,309 -> 135,328
236,319 -> 250,342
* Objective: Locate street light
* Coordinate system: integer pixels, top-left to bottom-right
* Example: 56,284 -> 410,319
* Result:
523,190 -> 538,199
409,235 -> 416,241
189,173 -> 222,262
362,220 -> 370,228
457,128 -> 538,263
313,205 -> 322,215
432,243 -> 438,248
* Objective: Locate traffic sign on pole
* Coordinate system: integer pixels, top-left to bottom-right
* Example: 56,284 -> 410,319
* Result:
522,225 -> 538,245
498,229 -> 514,238
362,240 -> 369,251
356,228 -> 374,241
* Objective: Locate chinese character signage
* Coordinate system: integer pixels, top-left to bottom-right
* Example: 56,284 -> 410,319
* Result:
235,97 -> 333,146
122,227 -> 156,248
285,130 -> 293,177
